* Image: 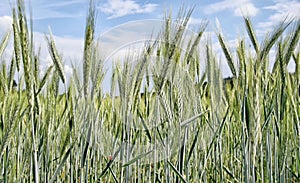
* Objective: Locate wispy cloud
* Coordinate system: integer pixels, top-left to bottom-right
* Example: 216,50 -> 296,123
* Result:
263,0 -> 300,20
0,0 -> 85,20
257,0 -> 300,35
204,0 -> 259,17
99,19 -> 162,61
99,0 -> 158,19
31,0 -> 86,20
32,10 -> 83,20
42,0 -> 85,8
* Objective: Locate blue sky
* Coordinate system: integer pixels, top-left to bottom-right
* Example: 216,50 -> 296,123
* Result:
0,0 -> 299,87
1,0 -> 299,37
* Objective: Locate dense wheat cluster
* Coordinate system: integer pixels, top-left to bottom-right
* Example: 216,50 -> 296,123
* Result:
0,1 -> 299,182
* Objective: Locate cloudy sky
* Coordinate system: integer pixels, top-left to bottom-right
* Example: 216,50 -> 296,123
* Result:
1,0 -> 299,36
0,0 -> 299,89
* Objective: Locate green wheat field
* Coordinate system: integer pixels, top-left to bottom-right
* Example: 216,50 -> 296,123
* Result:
0,1 -> 299,182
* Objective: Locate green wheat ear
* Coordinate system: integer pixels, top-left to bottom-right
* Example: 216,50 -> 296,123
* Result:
83,0 -> 96,99
12,8 -> 21,71
45,28 -> 66,85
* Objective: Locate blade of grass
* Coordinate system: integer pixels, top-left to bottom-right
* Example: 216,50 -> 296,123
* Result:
167,160 -> 187,183
49,144 -> 73,183
122,150 -> 153,167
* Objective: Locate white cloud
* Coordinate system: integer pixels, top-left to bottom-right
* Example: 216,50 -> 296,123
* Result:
204,0 -> 259,17
257,0 -> 300,35
0,15 -> 83,79
0,16 -> 12,34
64,64 -> 73,76
234,3 -> 258,17
264,0 -> 300,20
0,16 -> 13,60
188,17 -> 206,26
99,0 -> 157,19
32,32 -> 84,78
99,19 -> 162,61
